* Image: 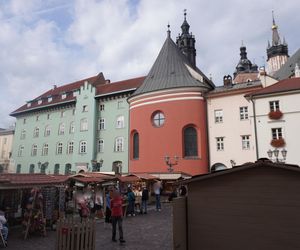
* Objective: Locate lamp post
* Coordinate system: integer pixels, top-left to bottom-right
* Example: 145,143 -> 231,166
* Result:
164,155 -> 179,173
91,159 -> 104,172
267,148 -> 287,163
38,161 -> 49,174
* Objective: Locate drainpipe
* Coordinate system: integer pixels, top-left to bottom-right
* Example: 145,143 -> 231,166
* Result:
250,97 -> 259,160
204,98 -> 211,172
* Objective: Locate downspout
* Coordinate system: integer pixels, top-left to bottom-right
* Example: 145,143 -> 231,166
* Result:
250,97 -> 259,160
205,98 -> 211,172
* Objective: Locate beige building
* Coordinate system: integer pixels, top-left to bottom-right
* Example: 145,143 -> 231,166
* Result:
0,128 -> 15,173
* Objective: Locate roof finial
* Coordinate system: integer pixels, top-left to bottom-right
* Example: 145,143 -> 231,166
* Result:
167,23 -> 171,38
272,10 -> 277,29
184,9 -> 187,20
241,40 -> 244,46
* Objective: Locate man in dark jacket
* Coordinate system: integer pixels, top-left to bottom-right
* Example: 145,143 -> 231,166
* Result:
141,186 -> 149,214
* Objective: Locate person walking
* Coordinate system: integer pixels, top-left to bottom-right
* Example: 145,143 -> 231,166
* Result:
110,190 -> 125,243
127,188 -> 135,216
105,190 -> 112,223
141,186 -> 149,214
153,181 -> 162,211
0,209 -> 8,246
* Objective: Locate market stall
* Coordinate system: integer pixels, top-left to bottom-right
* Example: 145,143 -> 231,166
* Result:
0,173 -> 68,238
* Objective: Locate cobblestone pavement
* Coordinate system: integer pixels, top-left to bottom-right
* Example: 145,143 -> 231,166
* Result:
7,203 -> 173,250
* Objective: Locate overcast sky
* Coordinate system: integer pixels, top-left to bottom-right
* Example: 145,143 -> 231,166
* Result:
0,0 -> 299,128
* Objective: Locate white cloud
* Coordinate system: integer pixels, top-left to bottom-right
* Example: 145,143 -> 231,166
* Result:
0,0 -> 300,128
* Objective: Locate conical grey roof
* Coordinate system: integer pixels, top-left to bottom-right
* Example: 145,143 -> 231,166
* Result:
133,35 -> 214,96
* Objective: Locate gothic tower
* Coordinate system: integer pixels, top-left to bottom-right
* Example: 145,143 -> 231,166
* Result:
176,10 -> 196,68
267,12 -> 289,76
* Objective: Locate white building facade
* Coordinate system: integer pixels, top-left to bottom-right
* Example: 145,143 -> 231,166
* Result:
246,77 -> 300,165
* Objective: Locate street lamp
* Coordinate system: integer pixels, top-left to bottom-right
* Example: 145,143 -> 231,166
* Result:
267,148 -> 287,163
91,159 -> 104,172
164,155 -> 179,172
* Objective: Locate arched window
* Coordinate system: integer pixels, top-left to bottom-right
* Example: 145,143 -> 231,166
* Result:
152,111 -> 165,127
98,139 -> 104,153
65,163 -> 72,175
58,123 -> 65,135
31,144 -> 38,156
42,143 -> 49,156
79,141 -> 87,154
183,126 -> 198,157
116,115 -> 125,128
54,164 -> 60,175
45,125 -> 51,136
114,137 -> 124,152
29,164 -> 35,173
69,121 -> 75,134
67,141 -> 74,154
16,164 -> 21,173
133,132 -> 139,159
80,118 -> 88,131
33,127 -> 39,137
57,142 -> 63,155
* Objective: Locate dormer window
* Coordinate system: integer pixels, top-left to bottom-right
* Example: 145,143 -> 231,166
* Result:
48,97 -> 52,102
27,102 -> 31,108
62,93 -> 67,99
38,99 -> 42,105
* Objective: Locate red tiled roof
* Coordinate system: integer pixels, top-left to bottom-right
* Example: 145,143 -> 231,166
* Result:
95,76 -> 145,96
233,73 -> 259,84
11,73 -> 106,115
0,174 -> 69,188
246,77 -> 300,97
10,74 -> 145,116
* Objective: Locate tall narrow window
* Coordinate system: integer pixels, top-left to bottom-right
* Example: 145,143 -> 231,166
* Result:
57,142 -> 63,155
16,164 -> 21,173
241,135 -> 250,150
99,104 -> 105,111
32,144 -> 38,156
116,115 -> 125,128
45,125 -> 51,136
69,122 -> 75,134
133,132 -> 139,159
184,127 -> 198,157
115,137 -> 124,152
269,100 -> 280,112
99,118 -> 105,130
21,129 -> 26,139
58,123 -> 65,135
216,137 -> 224,151
42,143 -> 49,156
80,118 -> 88,131
98,139 -> 104,153
65,163 -> 72,175
29,164 -> 35,173
18,145 -> 24,157
214,110 -> 223,123
272,128 -> 283,139
79,141 -> 87,154
33,127 -> 39,137
82,105 -> 88,112
54,164 -> 60,175
239,107 -> 249,120
67,141 -> 74,154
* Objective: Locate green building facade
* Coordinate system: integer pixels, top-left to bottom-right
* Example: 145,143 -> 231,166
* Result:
10,74 -> 144,174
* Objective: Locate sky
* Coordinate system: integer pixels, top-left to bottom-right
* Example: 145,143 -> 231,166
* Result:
0,0 -> 300,128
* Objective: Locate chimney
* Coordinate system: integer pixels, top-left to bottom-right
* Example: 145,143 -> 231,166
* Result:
259,66 -> 267,76
223,75 -> 232,86
53,84 -> 57,89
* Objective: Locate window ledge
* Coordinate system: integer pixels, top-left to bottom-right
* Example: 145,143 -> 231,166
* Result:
183,156 -> 200,160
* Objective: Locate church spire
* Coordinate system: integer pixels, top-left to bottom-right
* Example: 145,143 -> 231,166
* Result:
176,9 -> 196,68
266,11 -> 289,75
271,11 -> 281,46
